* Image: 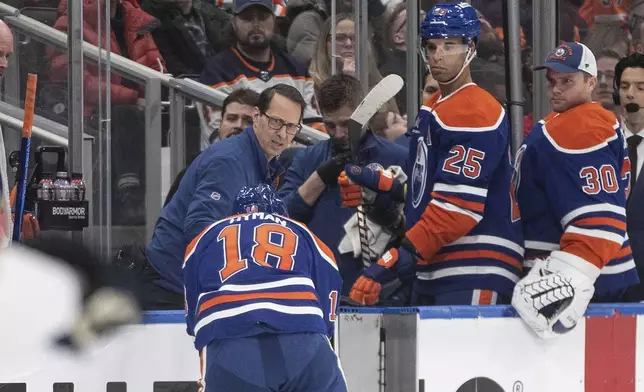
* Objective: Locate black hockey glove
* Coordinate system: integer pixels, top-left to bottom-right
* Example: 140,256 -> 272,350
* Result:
317,152 -> 352,185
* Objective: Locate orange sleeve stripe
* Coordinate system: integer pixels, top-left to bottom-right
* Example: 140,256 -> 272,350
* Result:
616,245 -> 633,259
185,225 -> 214,260
431,192 -> 485,213
574,217 -> 626,231
560,232 -> 622,269
313,234 -> 337,265
199,291 -> 318,315
406,202 -> 479,261
424,250 -> 522,269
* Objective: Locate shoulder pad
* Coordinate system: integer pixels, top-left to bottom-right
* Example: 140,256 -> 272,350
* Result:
541,102 -> 619,154
431,84 -> 505,132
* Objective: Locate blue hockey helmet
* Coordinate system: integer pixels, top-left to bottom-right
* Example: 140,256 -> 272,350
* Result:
233,184 -> 288,217
420,3 -> 480,44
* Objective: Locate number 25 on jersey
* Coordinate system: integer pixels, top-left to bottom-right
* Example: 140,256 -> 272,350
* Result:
442,145 -> 486,179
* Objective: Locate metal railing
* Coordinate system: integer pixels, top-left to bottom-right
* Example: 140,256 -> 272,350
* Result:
0,2 -> 328,245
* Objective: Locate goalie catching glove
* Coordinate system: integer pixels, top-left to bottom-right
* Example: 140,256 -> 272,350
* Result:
511,251 -> 599,339
338,164 -> 406,208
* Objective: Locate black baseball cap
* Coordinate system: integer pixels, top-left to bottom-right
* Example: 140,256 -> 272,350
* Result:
234,0 -> 273,14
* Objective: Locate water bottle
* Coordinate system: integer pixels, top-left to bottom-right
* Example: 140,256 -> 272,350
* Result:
37,177 -> 53,201
71,173 -> 86,201
53,171 -> 71,201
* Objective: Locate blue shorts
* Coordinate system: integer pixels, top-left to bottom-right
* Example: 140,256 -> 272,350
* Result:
201,332 -> 347,392
412,289 -> 509,305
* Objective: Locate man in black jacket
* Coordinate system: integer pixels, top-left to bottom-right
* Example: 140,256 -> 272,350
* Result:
143,0 -> 232,76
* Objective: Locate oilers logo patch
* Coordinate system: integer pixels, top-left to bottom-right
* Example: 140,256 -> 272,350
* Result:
411,137 -> 428,208
366,162 -> 384,172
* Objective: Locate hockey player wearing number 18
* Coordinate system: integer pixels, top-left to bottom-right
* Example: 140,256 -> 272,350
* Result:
511,42 -> 639,339
342,3 -> 523,306
183,184 -> 346,392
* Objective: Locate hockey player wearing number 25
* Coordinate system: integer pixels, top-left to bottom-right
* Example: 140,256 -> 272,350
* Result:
341,3 -> 523,306
511,42 -> 639,339
183,184 -> 346,392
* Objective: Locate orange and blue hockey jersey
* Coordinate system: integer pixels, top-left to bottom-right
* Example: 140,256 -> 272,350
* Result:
183,211 -> 342,350
404,83 -> 524,298
518,102 -> 638,300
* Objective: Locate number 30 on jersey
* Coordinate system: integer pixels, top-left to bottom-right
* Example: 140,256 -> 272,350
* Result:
580,165 -> 619,195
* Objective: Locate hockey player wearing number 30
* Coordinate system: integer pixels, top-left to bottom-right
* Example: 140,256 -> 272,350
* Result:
512,42 -> 639,339
341,3 -> 523,306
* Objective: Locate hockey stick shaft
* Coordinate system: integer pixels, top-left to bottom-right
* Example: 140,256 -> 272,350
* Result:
348,75 -> 404,266
12,74 -> 38,243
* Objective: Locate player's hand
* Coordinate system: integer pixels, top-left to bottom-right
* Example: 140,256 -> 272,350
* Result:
512,251 -> 598,339
349,248 -> 400,305
316,152 -> 352,186
342,164 -> 405,203
338,170 -> 363,207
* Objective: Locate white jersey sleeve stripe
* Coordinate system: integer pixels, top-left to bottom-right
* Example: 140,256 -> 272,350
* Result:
433,183 -> 489,197
524,240 -> 560,251
448,235 -> 524,256
430,199 -> 483,222
565,225 -> 625,245
601,259 -> 636,275
560,203 -> 626,228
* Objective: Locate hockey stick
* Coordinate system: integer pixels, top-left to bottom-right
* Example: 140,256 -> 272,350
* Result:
12,74 -> 38,243
348,74 -> 404,267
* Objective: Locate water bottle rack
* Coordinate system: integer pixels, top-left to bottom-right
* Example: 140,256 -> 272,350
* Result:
34,200 -> 89,231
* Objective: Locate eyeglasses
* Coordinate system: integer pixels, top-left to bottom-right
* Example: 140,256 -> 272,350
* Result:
261,112 -> 302,135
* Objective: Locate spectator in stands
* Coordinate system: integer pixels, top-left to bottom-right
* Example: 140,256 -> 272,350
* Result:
197,0 -> 319,150
285,0 -> 327,63
164,88 -> 261,207
278,74 -> 408,300
285,0 -> 388,65
593,49 -> 623,113
309,13 -> 399,115
142,0 -> 232,77
585,23 -> 631,57
380,2 -> 409,115
630,3 -> 644,54
475,9 -> 504,64
0,20 -> 13,248
579,0 -> 629,31
134,84 -> 305,310
50,0 -> 167,226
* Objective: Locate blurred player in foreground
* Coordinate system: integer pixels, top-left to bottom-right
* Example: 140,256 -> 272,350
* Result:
0,238 -> 140,374
183,184 -> 346,391
340,2 -> 522,306
512,42 -> 638,339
